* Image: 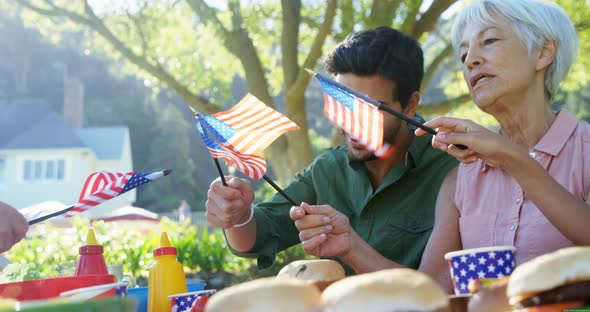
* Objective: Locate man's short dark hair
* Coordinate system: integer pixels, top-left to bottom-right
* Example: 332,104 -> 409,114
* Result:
324,27 -> 424,108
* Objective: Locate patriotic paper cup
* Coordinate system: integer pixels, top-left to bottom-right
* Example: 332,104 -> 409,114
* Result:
444,246 -> 516,295
168,289 -> 216,312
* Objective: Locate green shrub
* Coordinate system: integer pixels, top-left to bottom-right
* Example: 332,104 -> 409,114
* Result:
4,218 -> 311,287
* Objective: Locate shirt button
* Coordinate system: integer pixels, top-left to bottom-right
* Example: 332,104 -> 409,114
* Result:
510,225 -> 516,231
516,198 -> 522,204
529,152 -> 536,158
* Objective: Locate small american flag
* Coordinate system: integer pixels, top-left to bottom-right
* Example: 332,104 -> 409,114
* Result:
207,93 -> 300,155
170,294 -> 197,312
65,170 -> 170,217
316,75 -> 393,158
197,117 -> 267,179
195,93 -> 299,179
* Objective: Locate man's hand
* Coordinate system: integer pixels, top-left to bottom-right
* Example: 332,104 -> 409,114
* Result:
289,203 -> 352,257
0,201 -> 28,253
205,177 -> 255,228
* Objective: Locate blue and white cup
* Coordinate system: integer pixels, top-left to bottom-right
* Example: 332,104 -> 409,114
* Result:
168,289 -> 216,312
444,246 -> 516,295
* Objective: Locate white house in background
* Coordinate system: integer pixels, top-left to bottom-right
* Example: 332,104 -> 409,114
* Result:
0,98 -> 134,218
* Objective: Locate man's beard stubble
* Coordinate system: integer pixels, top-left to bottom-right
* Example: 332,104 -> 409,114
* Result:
347,121 -> 402,163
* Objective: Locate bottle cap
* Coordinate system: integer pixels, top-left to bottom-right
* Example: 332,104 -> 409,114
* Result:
154,232 -> 177,256
86,228 -> 99,245
80,228 -> 103,254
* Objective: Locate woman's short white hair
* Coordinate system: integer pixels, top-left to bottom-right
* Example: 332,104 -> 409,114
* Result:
451,0 -> 578,100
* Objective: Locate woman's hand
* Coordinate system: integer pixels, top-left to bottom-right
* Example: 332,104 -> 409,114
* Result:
415,117 -> 521,168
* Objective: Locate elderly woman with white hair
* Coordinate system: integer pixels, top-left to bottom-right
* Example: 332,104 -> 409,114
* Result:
290,0 -> 590,295
416,0 -> 590,265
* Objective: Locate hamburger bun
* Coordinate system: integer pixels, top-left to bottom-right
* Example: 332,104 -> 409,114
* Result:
277,259 -> 345,291
205,277 -> 322,312
507,246 -> 590,311
321,268 -> 449,312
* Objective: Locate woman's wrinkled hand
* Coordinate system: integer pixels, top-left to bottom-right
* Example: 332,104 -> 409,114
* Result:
415,117 -> 522,168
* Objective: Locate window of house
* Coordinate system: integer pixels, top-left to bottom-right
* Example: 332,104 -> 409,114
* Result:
23,158 -> 66,182
24,160 -> 33,181
57,159 -> 65,180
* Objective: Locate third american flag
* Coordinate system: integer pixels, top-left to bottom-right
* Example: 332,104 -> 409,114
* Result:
195,93 -> 299,179
65,170 -> 171,217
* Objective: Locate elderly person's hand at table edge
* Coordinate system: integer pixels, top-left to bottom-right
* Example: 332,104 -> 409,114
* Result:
0,201 -> 29,253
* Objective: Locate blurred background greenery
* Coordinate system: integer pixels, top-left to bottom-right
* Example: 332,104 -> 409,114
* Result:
4,218 -> 311,289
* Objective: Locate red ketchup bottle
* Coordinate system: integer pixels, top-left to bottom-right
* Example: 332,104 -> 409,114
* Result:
75,227 -> 109,276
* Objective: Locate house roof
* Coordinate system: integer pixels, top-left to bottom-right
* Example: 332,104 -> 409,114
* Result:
0,100 -> 58,147
0,99 -> 128,160
3,113 -> 87,149
75,127 -> 128,160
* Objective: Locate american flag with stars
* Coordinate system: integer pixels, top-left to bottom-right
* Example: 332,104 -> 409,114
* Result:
195,93 -> 299,180
447,249 -> 516,295
315,74 -> 393,158
65,170 -> 171,217
197,116 -> 267,179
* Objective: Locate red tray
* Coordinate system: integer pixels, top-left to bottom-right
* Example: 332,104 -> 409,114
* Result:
0,274 -> 116,301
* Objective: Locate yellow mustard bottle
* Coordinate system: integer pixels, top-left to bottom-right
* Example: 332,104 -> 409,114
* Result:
148,232 -> 188,312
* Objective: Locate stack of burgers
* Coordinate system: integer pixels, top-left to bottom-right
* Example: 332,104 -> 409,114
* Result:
205,259 -> 450,312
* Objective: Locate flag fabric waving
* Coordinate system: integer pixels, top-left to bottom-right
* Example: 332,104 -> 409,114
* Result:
65,170 -> 171,218
196,117 -> 267,179
315,75 -> 393,158
207,93 -> 300,155
195,93 -> 299,179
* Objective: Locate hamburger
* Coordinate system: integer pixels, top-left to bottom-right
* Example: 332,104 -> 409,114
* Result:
321,268 -> 449,312
507,246 -> 590,311
205,277 -> 322,312
277,259 -> 345,291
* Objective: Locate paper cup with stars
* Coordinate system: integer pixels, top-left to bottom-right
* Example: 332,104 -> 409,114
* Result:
444,246 -> 516,295
168,289 -> 216,312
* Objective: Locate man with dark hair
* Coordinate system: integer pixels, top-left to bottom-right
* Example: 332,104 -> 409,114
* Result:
204,27 -> 458,273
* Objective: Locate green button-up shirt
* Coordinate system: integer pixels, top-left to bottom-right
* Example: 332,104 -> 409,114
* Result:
231,133 -> 458,273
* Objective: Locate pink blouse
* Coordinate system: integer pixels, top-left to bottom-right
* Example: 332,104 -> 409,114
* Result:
454,109 -> 590,266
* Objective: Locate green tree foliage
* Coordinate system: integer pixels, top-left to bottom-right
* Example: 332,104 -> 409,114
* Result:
7,0 -> 590,183
0,13 -> 214,211
10,0 -> 463,184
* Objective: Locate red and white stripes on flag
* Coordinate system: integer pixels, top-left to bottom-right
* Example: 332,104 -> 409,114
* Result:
212,93 -> 300,155
207,143 -> 267,180
323,92 -> 385,154
66,172 -> 132,217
